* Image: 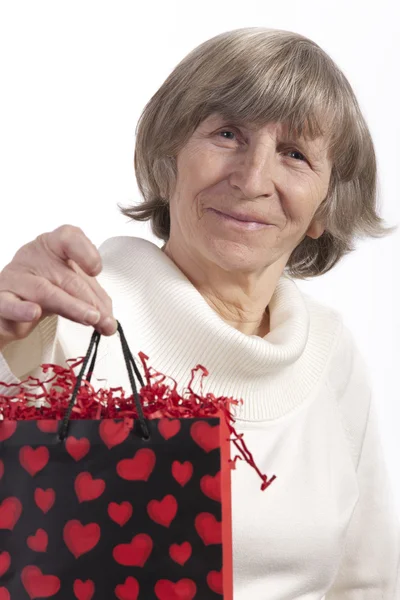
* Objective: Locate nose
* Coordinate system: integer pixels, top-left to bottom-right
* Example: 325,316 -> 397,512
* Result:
228,141 -> 277,199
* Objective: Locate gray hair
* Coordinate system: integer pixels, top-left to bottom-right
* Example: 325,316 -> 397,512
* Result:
118,27 -> 397,279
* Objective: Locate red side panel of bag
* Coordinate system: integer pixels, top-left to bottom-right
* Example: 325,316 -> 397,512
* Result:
219,409 -> 233,600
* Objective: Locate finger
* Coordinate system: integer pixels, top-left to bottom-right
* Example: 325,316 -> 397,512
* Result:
3,265 -> 104,323
66,259 -> 114,316
0,290 -> 42,322
1,273 -> 102,327
42,225 -> 102,277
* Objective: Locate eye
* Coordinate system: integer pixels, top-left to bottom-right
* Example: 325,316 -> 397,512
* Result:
218,129 -> 239,141
217,130 -> 309,163
285,148 -> 307,162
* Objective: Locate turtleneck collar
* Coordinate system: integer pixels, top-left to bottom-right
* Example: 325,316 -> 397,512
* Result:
100,236 -> 336,421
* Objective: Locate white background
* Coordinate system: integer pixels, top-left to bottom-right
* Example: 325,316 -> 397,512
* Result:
0,1 -> 399,515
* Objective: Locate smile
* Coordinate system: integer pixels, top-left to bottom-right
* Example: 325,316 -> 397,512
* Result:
208,209 -> 272,230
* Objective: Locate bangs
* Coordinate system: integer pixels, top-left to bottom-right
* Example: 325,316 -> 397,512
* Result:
187,28 -> 356,170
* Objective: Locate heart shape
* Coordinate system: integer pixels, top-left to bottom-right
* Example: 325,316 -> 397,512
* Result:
66,437 -> 90,461
99,420 -> 130,449
190,421 -> 220,453
37,421 -> 58,433
200,471 -> 221,502
34,488 -> 55,514
158,418 -> 181,440
195,512 -> 222,545
108,501 -> 133,526
27,528 -> 48,552
0,552 -> 10,577
63,520 -> 100,558
19,446 -> 49,476
113,534 -> 153,567
115,576 -> 139,600
21,566 -> 60,599
73,579 -> 95,600
207,570 -> 223,594
0,420 -> 16,442
0,497 -> 22,530
0,588 -> 10,600
147,495 -> 177,528
75,472 -> 105,503
169,542 -> 192,566
117,448 -> 156,481
171,461 -> 193,487
154,579 -> 196,600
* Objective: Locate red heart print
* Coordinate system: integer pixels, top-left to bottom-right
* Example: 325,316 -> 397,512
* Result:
34,488 -> 55,513
195,513 -> 222,545
113,534 -> 153,567
108,501 -> 133,526
115,576 -> 139,600
21,565 -> 60,599
66,437 -> 90,461
154,579 -> 196,600
158,418 -> 181,440
0,497 -> 22,530
0,460 -> 4,480
207,570 -> 223,595
99,420 -> 130,449
27,528 -> 48,552
0,588 -> 10,600
0,420 -> 16,442
117,448 -> 156,481
0,552 -> 10,577
63,520 -> 101,558
169,542 -> 192,566
190,421 -> 220,453
73,579 -> 95,600
37,421 -> 58,433
147,495 -> 177,528
200,471 -> 221,502
172,461 -> 193,487
19,446 -> 49,476
75,472 -> 105,503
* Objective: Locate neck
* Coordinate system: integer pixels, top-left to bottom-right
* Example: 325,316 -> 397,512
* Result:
162,242 -> 272,337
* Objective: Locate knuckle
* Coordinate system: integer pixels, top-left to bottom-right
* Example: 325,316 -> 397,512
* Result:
34,277 -> 52,297
57,224 -> 84,243
64,274 -> 88,298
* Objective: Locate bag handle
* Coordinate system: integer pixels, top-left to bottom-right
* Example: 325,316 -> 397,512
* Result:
58,321 -> 150,441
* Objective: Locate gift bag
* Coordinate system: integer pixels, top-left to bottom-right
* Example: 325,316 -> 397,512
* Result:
0,321 -> 263,600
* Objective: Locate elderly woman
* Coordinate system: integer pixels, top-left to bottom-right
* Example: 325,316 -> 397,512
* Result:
0,27 -> 399,599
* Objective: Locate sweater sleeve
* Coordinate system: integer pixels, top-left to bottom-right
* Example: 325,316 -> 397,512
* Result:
0,314 -> 63,396
326,334 -> 400,598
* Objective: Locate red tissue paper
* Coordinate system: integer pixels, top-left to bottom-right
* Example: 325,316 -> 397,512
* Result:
0,351 -> 277,491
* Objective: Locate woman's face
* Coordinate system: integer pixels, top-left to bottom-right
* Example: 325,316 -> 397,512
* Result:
166,112 -> 333,277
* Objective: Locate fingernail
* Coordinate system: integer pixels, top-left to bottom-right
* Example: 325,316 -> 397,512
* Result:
84,309 -> 101,325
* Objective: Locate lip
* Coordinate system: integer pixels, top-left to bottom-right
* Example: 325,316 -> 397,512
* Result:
209,208 -> 271,226
208,208 -> 272,230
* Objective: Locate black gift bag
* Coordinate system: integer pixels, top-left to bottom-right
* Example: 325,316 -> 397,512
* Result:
0,322 -> 234,600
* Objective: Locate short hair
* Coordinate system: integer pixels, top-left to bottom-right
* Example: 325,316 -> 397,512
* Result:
118,27 -> 397,280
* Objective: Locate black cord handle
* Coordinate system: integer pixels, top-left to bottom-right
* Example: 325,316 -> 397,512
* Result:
58,321 -> 150,441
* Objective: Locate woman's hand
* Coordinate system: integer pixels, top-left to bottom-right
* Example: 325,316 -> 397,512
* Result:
0,224 -> 117,351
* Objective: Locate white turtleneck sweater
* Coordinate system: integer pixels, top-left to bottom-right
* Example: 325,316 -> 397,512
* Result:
1,235 -> 399,599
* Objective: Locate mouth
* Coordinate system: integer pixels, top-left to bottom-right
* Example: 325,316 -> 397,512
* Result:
208,209 -> 273,230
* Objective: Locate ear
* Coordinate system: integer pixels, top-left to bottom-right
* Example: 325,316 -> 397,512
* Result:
306,217 -> 325,240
